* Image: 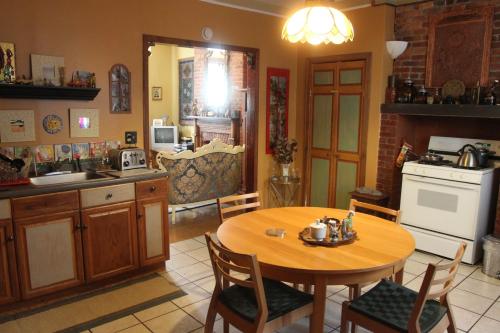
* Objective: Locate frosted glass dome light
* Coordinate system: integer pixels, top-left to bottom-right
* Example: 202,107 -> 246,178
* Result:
282,1 -> 354,45
386,41 -> 408,59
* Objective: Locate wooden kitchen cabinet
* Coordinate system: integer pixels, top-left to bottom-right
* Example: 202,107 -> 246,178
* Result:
15,211 -> 84,299
136,178 -> 169,266
81,201 -> 139,282
0,219 -> 19,305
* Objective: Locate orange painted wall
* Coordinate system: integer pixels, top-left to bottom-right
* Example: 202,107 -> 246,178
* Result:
1,0 -> 394,205
295,5 -> 395,192
1,0 -> 299,205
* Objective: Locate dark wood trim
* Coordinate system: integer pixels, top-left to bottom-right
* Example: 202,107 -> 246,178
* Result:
0,219 -> 19,306
142,34 -> 259,193
0,84 -> 100,101
302,53 -> 372,206
381,103 -> 500,118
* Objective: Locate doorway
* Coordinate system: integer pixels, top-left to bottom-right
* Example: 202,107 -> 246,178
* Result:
142,35 -> 259,193
304,54 -> 370,209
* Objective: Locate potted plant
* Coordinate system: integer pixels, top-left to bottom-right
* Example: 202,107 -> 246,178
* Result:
272,137 -> 298,178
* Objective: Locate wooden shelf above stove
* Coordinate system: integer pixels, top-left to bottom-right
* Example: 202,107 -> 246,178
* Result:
381,103 -> 500,119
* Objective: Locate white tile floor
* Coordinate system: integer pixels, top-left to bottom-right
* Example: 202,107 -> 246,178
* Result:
87,235 -> 500,333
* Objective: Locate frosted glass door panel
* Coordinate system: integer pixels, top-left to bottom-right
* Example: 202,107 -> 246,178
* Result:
340,69 -> 362,85
310,158 -> 330,207
312,95 -> 333,149
335,161 -> 357,209
314,71 -> 334,85
338,95 -> 361,152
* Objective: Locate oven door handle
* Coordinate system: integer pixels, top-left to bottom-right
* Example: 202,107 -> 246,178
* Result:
403,175 -> 480,191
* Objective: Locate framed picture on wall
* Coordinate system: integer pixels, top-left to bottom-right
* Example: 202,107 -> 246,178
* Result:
179,58 -> 194,121
109,64 -> 131,113
266,68 -> 289,154
152,86 -> 162,101
69,108 -> 99,138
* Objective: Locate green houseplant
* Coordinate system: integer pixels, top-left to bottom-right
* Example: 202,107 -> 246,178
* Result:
272,137 -> 298,177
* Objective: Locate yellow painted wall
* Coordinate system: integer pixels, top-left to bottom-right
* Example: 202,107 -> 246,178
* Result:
148,45 -> 194,127
295,5 -> 395,191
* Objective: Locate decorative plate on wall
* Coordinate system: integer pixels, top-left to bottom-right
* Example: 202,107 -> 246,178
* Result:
42,114 -> 63,134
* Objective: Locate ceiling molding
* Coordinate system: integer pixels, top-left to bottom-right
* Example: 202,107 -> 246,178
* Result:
199,0 -> 429,17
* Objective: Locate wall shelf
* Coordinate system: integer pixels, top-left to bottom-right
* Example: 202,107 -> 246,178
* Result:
381,103 -> 500,119
0,84 -> 101,101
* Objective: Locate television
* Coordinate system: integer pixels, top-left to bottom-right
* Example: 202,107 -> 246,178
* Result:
150,126 -> 178,151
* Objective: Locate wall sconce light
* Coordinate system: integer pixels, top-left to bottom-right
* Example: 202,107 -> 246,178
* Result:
386,41 -> 408,60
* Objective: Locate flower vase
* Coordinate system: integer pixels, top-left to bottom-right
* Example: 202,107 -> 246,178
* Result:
281,163 -> 290,179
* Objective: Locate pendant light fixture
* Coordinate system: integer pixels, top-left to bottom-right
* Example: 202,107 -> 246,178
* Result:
282,0 -> 354,45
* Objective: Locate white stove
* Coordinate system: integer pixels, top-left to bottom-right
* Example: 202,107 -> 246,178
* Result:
401,136 -> 499,264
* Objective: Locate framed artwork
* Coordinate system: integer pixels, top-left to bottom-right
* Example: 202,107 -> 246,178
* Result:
152,86 -> 162,101
0,110 -> 36,143
72,143 -> 90,159
34,145 -> 55,163
31,54 -> 64,86
89,142 -> 106,158
266,68 -> 289,154
425,6 -> 493,88
179,58 -> 194,121
54,144 -> 72,161
0,42 -> 16,83
69,108 -> 99,138
109,64 -> 131,113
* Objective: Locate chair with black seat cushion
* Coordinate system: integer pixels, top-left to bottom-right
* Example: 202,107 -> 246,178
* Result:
340,242 -> 466,333
217,192 -> 260,225
204,232 -> 314,333
347,199 -> 401,300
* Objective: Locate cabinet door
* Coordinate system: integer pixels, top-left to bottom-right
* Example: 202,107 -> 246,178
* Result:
137,197 -> 169,266
15,212 -> 84,299
81,201 -> 138,282
0,219 -> 19,305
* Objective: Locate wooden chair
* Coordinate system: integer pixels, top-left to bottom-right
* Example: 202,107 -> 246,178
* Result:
340,242 -> 466,333
204,232 -> 314,333
347,199 -> 401,299
217,192 -> 260,224
349,198 -> 401,223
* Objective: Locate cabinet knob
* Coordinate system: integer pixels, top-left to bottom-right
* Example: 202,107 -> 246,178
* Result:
6,235 -> 14,242
137,213 -> 143,219
105,193 -> 113,200
81,224 -> 88,229
150,186 -> 157,192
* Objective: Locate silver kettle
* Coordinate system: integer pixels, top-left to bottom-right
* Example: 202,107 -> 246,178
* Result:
457,144 -> 479,169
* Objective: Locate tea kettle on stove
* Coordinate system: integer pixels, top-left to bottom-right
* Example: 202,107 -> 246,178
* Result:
457,144 -> 479,169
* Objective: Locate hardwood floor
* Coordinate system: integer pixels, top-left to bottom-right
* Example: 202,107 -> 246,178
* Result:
169,204 -> 219,243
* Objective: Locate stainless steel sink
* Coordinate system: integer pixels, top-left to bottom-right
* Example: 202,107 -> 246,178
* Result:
30,172 -> 110,186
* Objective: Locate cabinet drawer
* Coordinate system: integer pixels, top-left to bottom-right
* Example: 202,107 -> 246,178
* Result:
136,178 -> 168,200
0,199 -> 11,219
80,183 -> 135,208
12,191 -> 79,219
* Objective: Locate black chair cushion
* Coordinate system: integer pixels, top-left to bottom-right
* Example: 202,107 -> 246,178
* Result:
219,278 -> 313,323
349,279 -> 448,333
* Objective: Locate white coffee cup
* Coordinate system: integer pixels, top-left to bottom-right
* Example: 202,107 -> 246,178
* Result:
309,221 -> 327,240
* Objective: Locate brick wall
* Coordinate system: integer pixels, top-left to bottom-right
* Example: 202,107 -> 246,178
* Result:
393,0 -> 500,86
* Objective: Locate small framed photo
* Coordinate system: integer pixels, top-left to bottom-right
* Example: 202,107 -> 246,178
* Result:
152,87 -> 162,101
31,54 -> 64,86
152,118 -> 163,126
69,108 -> 99,138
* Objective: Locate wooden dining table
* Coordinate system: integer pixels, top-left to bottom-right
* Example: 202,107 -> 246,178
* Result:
216,207 -> 415,333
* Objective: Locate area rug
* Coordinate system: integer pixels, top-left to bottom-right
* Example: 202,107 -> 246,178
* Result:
0,273 -> 185,333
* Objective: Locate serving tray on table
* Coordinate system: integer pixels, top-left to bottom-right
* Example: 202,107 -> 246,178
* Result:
299,228 -> 357,247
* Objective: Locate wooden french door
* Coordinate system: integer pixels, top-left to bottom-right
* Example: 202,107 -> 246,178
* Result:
305,58 -> 368,209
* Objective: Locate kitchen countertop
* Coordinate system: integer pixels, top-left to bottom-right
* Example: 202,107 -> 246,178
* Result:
0,169 -> 168,199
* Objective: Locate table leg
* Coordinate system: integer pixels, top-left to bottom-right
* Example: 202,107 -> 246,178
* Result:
310,276 -> 327,333
395,267 -> 404,284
